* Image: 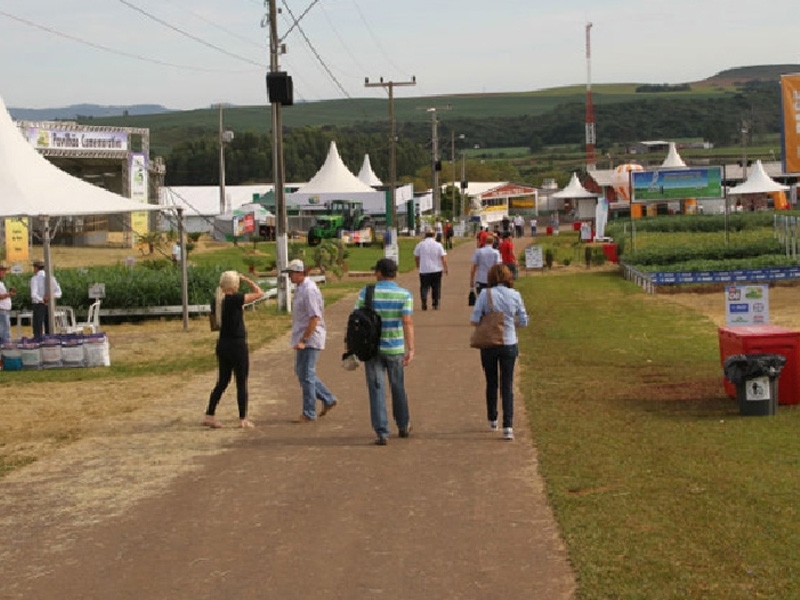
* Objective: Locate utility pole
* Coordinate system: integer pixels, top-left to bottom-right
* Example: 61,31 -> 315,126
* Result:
424,105 -> 451,216
265,0 -> 291,311
450,132 -> 465,221
365,76 -> 416,263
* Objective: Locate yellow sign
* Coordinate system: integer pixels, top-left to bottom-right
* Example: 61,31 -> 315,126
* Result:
131,211 -> 149,248
5,218 -> 29,262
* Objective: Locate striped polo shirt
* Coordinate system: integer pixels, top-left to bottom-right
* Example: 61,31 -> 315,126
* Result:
355,280 -> 413,355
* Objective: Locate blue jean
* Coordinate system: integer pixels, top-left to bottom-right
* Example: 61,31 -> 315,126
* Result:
480,344 -> 518,428
0,311 -> 11,344
364,353 -> 409,437
295,347 -> 336,419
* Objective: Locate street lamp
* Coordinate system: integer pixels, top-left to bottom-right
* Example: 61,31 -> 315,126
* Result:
217,103 -> 234,215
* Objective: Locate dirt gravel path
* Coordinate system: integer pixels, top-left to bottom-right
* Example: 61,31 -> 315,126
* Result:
0,238 -> 576,600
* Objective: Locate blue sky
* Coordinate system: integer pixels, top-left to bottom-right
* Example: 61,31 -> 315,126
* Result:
1,0 -> 798,110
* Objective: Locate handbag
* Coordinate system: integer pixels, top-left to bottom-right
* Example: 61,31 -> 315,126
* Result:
469,289 -> 505,349
468,289 -> 476,306
209,313 -> 220,332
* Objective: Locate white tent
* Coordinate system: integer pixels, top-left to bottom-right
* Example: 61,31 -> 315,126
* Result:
357,154 -> 383,186
727,160 -> 789,195
552,173 -> 599,200
661,142 -> 687,168
287,141 -> 391,214
0,93 -> 162,330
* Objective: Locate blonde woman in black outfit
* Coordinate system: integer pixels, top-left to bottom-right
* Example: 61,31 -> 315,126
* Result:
203,271 -> 263,429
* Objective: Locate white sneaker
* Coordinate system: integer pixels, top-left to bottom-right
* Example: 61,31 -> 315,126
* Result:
502,427 -> 514,440
489,420 -> 498,431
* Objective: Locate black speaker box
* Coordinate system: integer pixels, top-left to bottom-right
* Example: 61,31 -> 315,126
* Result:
267,72 -> 294,106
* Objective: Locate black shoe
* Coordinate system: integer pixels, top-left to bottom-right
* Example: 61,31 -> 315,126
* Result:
421,303 -> 427,311
374,435 -> 388,446
432,304 -> 439,310
398,424 -> 411,438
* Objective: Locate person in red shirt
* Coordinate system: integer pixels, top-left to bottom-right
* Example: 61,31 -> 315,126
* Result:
477,227 -> 489,248
499,232 -> 517,280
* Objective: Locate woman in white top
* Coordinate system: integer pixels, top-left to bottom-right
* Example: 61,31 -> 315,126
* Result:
470,264 -> 528,440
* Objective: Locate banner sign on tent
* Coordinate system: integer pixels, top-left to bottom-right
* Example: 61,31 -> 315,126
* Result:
781,74 -> 800,174
24,128 -> 129,153
631,167 -> 723,201
4,218 -> 28,263
234,214 -> 255,236
130,153 -> 149,246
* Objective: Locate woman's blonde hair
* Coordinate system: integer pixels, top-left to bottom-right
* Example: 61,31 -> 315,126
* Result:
487,264 -> 514,288
214,271 -> 240,328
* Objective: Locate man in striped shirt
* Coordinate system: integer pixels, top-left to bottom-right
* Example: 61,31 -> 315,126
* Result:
354,258 -> 415,446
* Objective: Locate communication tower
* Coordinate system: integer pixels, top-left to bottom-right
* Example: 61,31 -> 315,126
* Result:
585,22 -> 596,171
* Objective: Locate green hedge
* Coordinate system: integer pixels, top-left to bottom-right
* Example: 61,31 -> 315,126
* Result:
5,262 -> 227,311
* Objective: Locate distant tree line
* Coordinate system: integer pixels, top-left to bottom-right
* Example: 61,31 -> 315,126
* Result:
163,84 -> 782,186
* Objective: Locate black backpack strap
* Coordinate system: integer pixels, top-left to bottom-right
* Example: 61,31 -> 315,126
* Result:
365,285 -> 375,309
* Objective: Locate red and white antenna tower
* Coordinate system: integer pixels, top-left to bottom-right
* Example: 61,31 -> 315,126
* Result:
585,22 -> 596,171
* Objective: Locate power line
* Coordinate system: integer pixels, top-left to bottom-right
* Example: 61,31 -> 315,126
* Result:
0,9 -> 253,73
280,0 -> 351,99
158,0 -> 267,51
115,0 -> 267,68
350,0 -> 409,77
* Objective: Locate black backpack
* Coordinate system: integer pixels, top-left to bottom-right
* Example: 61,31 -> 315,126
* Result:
345,285 -> 382,361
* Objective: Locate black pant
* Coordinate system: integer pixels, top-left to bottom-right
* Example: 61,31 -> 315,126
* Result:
419,271 -> 443,309
480,344 -> 518,428
32,303 -> 49,339
206,338 -> 250,419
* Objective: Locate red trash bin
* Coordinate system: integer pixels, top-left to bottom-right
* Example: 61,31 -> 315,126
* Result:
572,221 -> 581,231
546,226 -> 553,236
718,325 -> 800,405
602,243 -> 619,263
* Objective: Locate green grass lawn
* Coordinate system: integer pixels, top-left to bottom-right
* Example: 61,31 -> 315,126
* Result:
517,272 -> 800,599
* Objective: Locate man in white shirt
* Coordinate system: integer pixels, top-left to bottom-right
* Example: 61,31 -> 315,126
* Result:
514,214 -> 525,238
30,259 -> 62,338
0,263 -> 17,343
413,231 -> 448,310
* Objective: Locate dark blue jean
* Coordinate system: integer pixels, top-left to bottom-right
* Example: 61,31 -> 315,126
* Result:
480,344 -> 518,428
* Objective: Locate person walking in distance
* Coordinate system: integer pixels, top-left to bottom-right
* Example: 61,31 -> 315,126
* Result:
470,264 -> 529,440
0,263 -> 17,343
413,231 -> 448,311
204,271 -> 263,429
469,234 -> 501,294
529,216 -> 538,237
444,220 -> 454,249
354,258 -> 415,445
29,259 -> 62,338
285,259 -> 337,422
499,231 -> 518,280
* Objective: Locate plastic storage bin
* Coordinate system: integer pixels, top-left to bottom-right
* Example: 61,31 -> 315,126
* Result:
719,326 -> 800,406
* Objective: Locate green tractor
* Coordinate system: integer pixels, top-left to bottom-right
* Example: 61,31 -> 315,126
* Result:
307,200 -> 373,246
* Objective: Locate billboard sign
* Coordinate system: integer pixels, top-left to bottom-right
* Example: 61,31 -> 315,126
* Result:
781,74 -> 800,173
725,285 -> 770,326
24,127 -> 129,153
631,167 -> 723,201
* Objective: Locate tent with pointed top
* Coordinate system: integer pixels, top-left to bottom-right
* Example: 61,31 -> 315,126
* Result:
728,160 -> 790,195
0,93 -> 162,331
553,173 -> 605,238
287,141 -> 396,215
661,142 -> 687,168
358,154 -> 383,186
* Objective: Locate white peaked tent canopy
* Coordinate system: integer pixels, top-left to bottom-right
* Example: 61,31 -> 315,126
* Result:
661,142 -> 687,168
358,154 -> 383,186
295,142 -> 375,195
728,160 -> 789,195
0,93 -> 162,331
552,173 -> 600,199
0,95 -> 160,219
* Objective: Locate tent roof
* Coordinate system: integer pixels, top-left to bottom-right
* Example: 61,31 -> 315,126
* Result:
0,94 -> 160,218
552,173 -> 600,199
357,154 -> 382,186
728,160 -> 790,195
296,141 -> 375,194
661,142 -> 687,168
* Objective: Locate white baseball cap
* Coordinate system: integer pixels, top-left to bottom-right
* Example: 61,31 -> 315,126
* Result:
282,259 -> 305,273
